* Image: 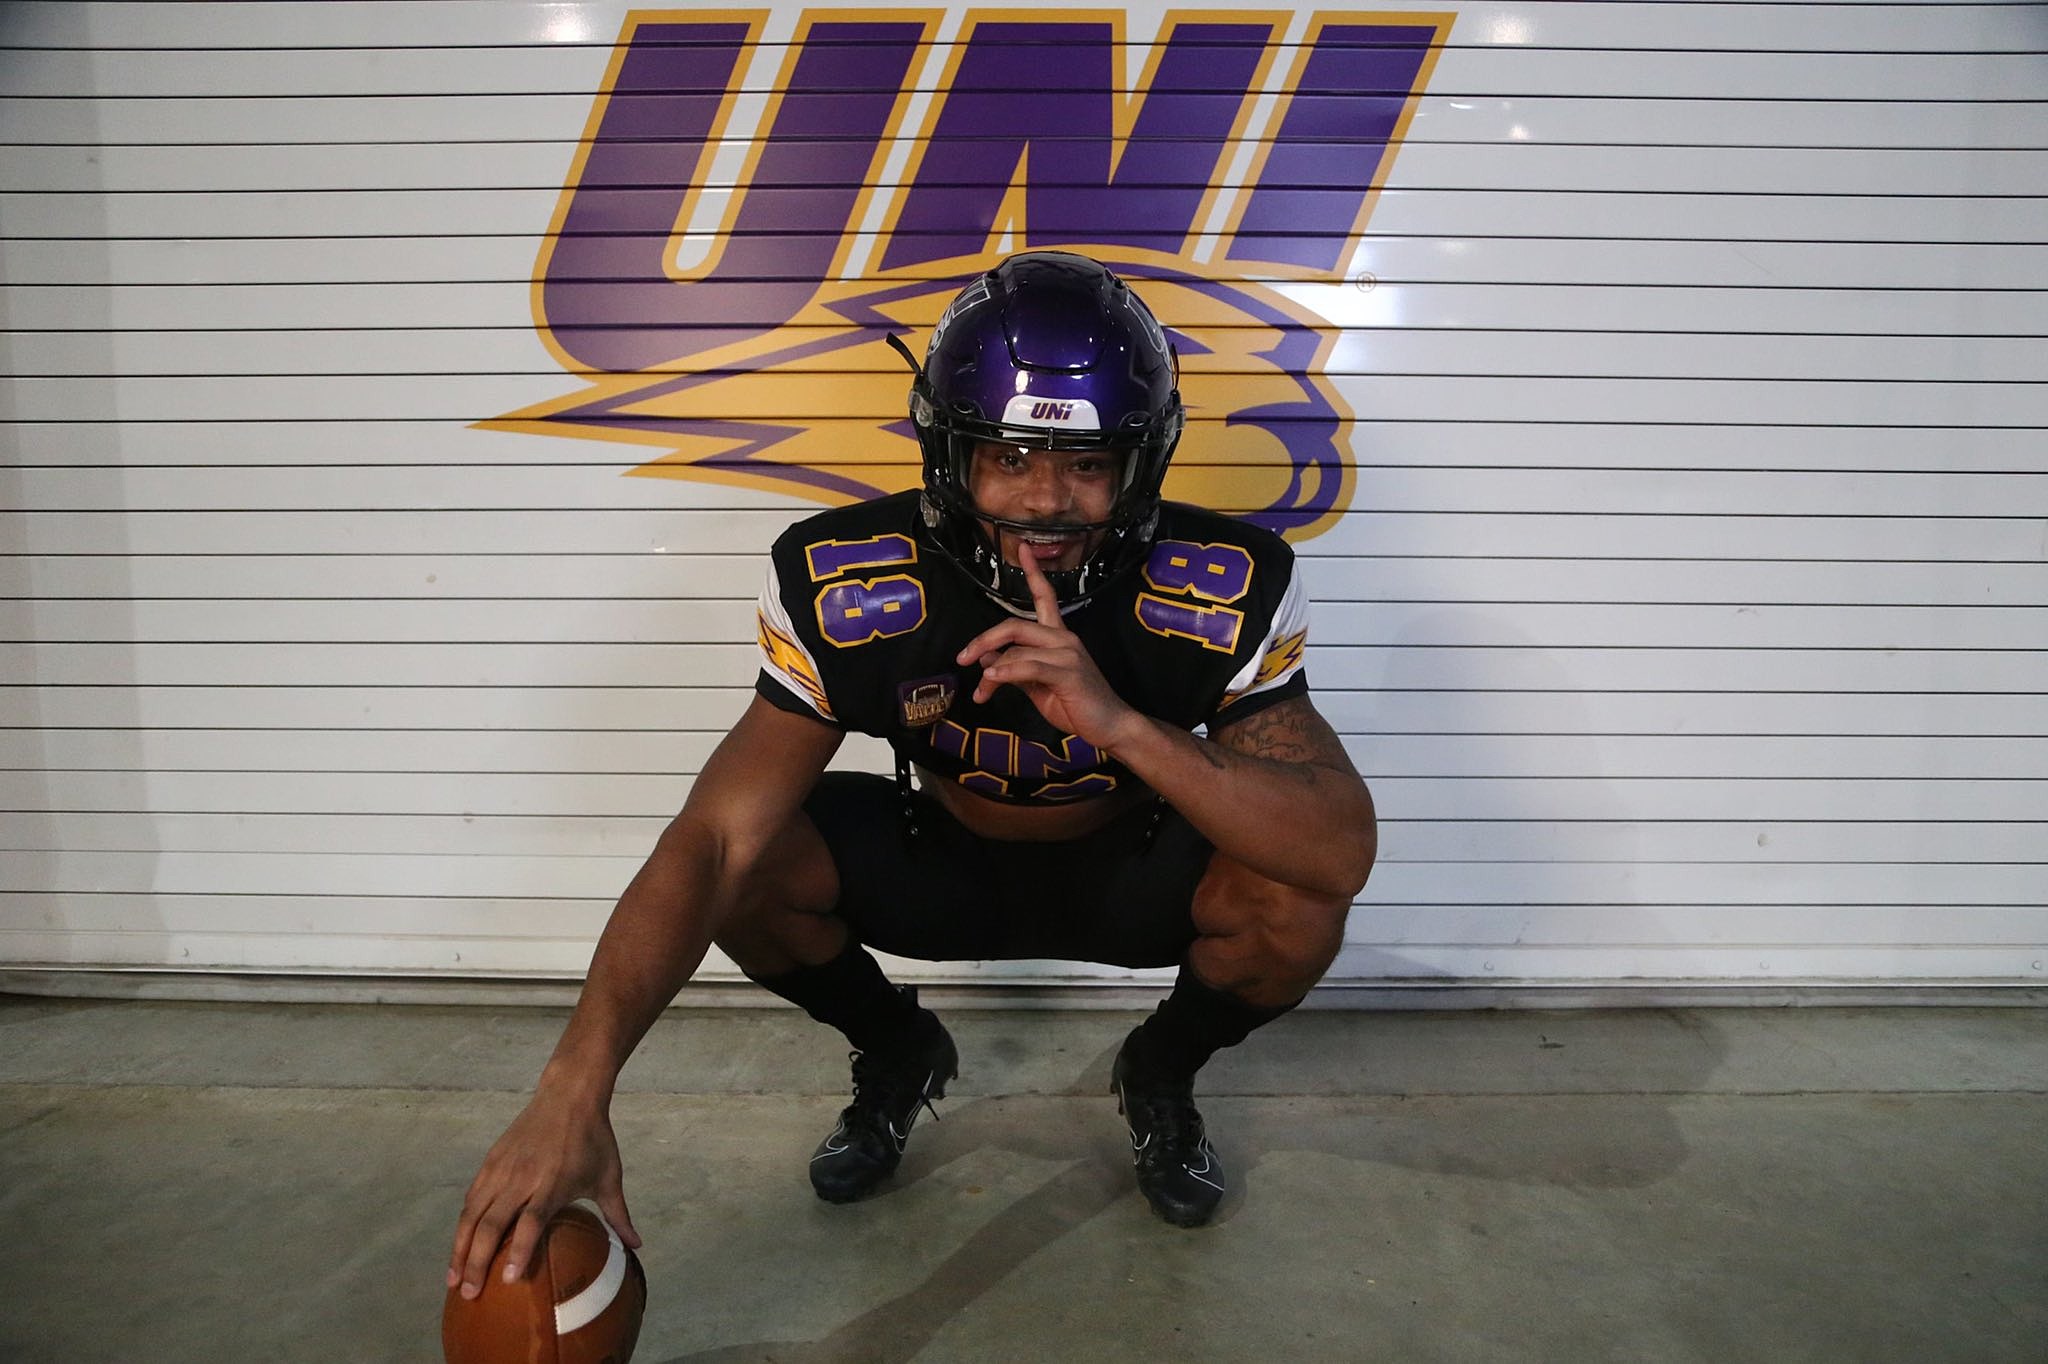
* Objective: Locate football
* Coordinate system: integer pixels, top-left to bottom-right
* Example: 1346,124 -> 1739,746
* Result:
442,1204 -> 646,1364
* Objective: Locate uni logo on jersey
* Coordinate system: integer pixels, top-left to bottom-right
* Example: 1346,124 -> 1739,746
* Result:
484,8 -> 1453,544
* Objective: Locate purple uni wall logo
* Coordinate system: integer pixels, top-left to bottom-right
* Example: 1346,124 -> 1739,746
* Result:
486,9 -> 1453,542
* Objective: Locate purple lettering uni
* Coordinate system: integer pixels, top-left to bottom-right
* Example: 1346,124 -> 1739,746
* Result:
544,19 -> 930,373
929,721 -> 1100,779
525,14 -> 1447,532
882,19 -> 1276,266
1229,24 -> 1441,272
535,17 -> 930,503
871,15 -> 1442,535
1016,733 -> 1104,780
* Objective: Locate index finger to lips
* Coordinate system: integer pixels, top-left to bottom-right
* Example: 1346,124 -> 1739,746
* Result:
1018,544 -> 1062,627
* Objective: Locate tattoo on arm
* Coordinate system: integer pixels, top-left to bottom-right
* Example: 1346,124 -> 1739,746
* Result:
1211,697 -> 1359,778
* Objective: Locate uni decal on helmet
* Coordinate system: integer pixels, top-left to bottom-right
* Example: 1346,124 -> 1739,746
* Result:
1004,398 -> 1095,429
481,9 -> 1454,544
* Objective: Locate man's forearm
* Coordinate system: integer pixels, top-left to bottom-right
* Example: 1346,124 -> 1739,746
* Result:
539,816 -> 734,1105
1108,711 -> 1376,898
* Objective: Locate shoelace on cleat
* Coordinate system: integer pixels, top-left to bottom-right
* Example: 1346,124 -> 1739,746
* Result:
844,1048 -> 943,1133
1120,1084 -> 1206,1162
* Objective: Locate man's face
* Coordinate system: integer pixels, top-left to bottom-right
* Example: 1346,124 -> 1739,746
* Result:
966,441 -> 1123,573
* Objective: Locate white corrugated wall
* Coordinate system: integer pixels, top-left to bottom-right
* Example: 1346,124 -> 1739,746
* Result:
3,2 -> 2044,995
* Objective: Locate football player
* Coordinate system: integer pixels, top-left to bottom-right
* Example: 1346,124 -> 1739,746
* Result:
451,253 -> 1376,1296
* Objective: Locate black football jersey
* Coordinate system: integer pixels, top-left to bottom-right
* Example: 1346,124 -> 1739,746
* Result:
755,491 -> 1310,805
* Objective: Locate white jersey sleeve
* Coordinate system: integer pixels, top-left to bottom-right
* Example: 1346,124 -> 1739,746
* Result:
754,557 -> 835,721
1218,560 -> 1310,711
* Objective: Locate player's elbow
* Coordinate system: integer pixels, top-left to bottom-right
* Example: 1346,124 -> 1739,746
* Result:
658,807 -> 771,892
632,809 -> 739,913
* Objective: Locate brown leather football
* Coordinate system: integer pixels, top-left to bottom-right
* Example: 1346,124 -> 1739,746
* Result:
442,1204 -> 646,1364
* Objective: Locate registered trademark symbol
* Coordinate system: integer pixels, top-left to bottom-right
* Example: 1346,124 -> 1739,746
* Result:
1351,272 -> 1378,292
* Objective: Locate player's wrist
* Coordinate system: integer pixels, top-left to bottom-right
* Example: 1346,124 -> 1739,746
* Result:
535,1051 -> 619,1113
1098,706 -> 1164,762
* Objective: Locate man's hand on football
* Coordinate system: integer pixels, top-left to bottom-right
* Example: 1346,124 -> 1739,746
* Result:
447,1089 -> 639,1299
955,547 -> 1142,750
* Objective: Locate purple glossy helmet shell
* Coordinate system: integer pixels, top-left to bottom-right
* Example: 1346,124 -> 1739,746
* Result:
909,252 -> 1184,611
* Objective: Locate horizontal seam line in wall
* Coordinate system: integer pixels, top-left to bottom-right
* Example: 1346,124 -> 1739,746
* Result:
12,187 -> 2048,202
19,727 -> 2048,738
11,638 -> 2048,647
1334,931 -> 2048,938
8,552 -> 2048,561
18,353 -> 2048,365
2,893 -> 2042,908
12,854 -> 2048,868
19,599 -> 2048,609
17,464 -> 2044,476
6,813 -> 2028,822
5,233 -> 2045,246
17,849 -> 2039,865
13,769 -> 2048,780
14,420 -> 2047,431
14,368 -> 2048,378
16,811 -> 2048,823
8,38 -> 2046,53
11,185 -> 2048,197
85,572 -> 2048,587
13,468 -> 2048,480
8,91 -> 2048,104
18,509 -> 2048,519
9,139 -> 2048,152
10,326 -> 2044,340
12,685 -> 2045,697
1,922 -> 2039,935
1381,859 -> 2048,867
20,488 -> 2048,503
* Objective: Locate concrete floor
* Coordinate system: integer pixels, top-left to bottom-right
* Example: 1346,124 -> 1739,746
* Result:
1,995 -> 2044,1363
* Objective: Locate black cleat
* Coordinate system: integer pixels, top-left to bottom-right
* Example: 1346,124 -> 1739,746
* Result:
810,1003 -> 959,1204
1111,1033 -> 1226,1228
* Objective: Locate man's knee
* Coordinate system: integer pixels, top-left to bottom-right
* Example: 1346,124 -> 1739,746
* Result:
1252,892 -> 1350,986
1189,856 -> 1351,994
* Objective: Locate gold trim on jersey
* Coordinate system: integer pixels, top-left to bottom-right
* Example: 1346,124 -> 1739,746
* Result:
757,611 -> 834,718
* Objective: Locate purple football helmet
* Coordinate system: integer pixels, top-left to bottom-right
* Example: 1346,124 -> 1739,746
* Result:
905,252 -> 1184,611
